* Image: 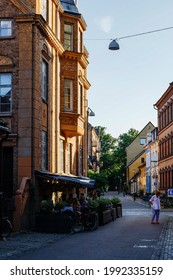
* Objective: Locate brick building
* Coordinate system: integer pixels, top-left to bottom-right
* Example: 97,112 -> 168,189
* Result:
154,82 -> 173,192
0,0 -> 93,230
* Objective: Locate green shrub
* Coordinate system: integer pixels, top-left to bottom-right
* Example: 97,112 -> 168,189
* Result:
40,200 -> 53,214
87,199 -> 99,210
97,197 -> 112,210
111,197 -> 121,207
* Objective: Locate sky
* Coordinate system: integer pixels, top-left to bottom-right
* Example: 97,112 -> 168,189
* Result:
78,0 -> 173,138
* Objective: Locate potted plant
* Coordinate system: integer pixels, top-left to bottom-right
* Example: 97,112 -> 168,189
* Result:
87,199 -> 99,211
35,200 -> 72,233
111,197 -> 122,218
97,198 -> 113,225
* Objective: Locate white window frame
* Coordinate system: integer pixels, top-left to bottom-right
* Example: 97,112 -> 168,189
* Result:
64,23 -> 73,51
0,73 -> 12,114
0,19 -> 12,37
64,79 -> 73,111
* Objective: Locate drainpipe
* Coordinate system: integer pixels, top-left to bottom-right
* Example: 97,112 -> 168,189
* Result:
31,21 -> 35,181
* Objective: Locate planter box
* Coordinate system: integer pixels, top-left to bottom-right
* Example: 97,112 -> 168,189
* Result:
116,204 -> 122,218
35,214 -> 73,233
111,207 -> 117,220
99,209 -> 113,225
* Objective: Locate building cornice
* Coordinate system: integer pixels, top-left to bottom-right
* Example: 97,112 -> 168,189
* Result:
10,0 -> 35,14
63,51 -> 89,69
15,14 -> 65,56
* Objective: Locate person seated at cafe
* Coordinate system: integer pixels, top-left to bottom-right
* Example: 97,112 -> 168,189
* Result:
79,194 -> 88,207
61,199 -> 73,213
72,197 -> 80,211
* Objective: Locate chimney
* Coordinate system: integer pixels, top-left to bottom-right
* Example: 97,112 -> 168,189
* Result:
75,0 -> 78,6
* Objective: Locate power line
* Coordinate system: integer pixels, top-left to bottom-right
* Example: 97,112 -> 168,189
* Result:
84,26 -> 173,41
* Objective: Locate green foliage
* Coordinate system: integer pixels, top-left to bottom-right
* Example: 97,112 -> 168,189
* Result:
87,199 -> 99,210
98,126 -> 138,190
40,200 -> 53,214
88,170 -> 108,191
111,197 -> 121,207
97,197 -> 112,210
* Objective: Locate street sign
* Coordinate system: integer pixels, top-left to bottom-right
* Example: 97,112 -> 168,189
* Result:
167,189 -> 173,197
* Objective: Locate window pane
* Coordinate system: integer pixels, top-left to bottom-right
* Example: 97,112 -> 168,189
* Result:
0,74 -> 12,113
140,138 -> 146,145
0,20 -> 12,37
42,61 -> 48,100
64,24 -> 73,51
0,87 -> 11,96
65,24 -> 72,33
0,74 -> 12,85
64,79 -> 73,111
1,21 -> 12,28
41,0 -> 47,21
42,131 -> 47,170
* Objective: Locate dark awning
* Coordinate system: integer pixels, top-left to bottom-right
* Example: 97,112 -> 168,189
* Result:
35,170 -> 95,188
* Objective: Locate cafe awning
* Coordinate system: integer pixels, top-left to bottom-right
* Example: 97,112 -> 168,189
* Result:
35,170 -> 95,188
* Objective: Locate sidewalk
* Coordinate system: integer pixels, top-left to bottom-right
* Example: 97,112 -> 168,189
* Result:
151,216 -> 173,259
0,231 -> 72,260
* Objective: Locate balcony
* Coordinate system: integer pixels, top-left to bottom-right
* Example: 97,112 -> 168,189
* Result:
60,112 -> 85,137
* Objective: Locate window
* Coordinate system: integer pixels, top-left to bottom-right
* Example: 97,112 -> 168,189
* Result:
66,143 -> 71,174
60,139 -> 65,173
42,60 -> 48,100
64,23 -> 73,51
0,19 -> 12,37
140,138 -> 146,145
79,146 -> 83,175
40,0 -> 48,21
42,131 -> 47,170
78,30 -> 83,52
64,79 -> 73,111
78,84 -> 83,115
0,73 -> 12,113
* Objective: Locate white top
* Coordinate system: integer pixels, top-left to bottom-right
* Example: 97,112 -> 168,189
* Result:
149,194 -> 160,210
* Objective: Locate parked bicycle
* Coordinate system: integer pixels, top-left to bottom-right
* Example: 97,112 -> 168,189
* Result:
160,194 -> 173,209
63,206 -> 97,233
0,216 -> 12,239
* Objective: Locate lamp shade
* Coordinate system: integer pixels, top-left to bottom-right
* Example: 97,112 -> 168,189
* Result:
109,39 -> 120,50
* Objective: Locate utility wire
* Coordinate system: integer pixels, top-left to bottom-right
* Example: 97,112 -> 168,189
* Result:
118,26 -> 173,40
84,26 -> 173,41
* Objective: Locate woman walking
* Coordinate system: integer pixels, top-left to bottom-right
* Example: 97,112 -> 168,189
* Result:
149,191 -> 161,224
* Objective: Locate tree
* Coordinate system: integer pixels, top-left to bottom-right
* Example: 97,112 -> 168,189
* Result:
99,126 -> 117,174
98,127 -> 138,191
88,170 -> 108,192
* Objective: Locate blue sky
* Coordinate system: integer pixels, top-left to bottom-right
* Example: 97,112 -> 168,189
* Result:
78,0 -> 173,138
